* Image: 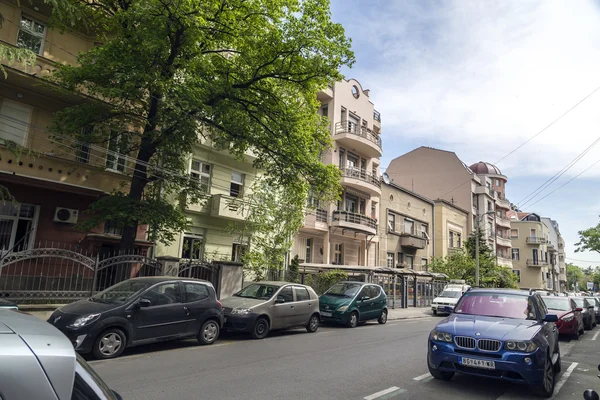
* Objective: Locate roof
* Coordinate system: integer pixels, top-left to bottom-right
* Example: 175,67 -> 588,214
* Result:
434,199 -> 469,215
253,281 -> 292,287
384,181 -> 434,205
507,210 -> 534,221
469,161 -> 506,177
467,288 -> 529,296
128,276 -> 212,284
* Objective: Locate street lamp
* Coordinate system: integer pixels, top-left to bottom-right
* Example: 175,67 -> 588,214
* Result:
475,210 -> 496,287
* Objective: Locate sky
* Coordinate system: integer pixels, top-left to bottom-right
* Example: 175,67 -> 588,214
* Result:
330,0 -> 600,269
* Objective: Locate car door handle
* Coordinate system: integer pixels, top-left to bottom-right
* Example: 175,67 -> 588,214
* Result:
290,305 -> 295,309
308,303 -> 312,306
184,306 -> 190,316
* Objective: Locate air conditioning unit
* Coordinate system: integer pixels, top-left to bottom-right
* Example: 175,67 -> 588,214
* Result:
53,207 -> 79,224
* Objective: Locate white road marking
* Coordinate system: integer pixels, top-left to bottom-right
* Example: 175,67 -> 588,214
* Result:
591,331 -> 599,341
551,362 -> 578,399
413,372 -> 432,381
364,386 -> 401,400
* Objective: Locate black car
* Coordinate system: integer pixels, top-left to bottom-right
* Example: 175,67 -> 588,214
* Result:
571,297 -> 596,330
48,277 -> 224,359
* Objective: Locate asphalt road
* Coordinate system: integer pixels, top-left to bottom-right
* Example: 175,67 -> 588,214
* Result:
90,317 -> 600,400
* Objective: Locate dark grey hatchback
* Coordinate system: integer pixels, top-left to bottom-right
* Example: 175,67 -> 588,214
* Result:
48,277 -> 223,359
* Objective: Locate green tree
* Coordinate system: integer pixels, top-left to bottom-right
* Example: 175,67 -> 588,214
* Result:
304,269 -> 347,295
575,222 -> 600,255
49,0 -> 353,249
464,229 -> 493,259
566,263 -> 584,290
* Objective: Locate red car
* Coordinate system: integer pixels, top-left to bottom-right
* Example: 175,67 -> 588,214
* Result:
542,296 -> 584,339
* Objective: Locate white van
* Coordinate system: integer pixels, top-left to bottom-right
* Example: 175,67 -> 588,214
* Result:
431,281 -> 471,315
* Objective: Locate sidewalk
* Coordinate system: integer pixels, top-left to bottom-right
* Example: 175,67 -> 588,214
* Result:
388,307 -> 433,320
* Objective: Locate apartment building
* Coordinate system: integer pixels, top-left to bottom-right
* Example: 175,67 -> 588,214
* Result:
380,182 -> 433,270
508,211 -> 550,289
386,148 -> 496,253
0,1 -> 147,253
155,139 -> 258,263
541,217 -> 561,291
292,79 -> 382,267
469,162 -> 512,268
433,199 -> 469,258
558,236 -> 567,291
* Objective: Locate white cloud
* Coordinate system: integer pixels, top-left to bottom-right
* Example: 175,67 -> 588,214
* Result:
337,0 -> 600,178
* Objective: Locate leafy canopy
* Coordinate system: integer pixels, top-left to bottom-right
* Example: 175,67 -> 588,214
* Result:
49,0 -> 353,248
575,221 -> 600,255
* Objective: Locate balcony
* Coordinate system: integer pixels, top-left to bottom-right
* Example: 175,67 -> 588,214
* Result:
334,122 -> 382,158
210,194 -> 249,221
496,235 -> 511,248
475,186 -> 495,198
399,232 -> 427,249
527,259 -> 548,267
331,211 -> 377,235
497,256 -> 512,267
303,209 -> 329,232
496,197 -> 511,210
496,215 -> 511,228
317,84 -> 334,102
340,168 -> 382,197
526,237 -> 547,244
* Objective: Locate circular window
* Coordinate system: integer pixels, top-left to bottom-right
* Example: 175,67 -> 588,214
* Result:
389,194 -> 394,201
351,85 -> 360,99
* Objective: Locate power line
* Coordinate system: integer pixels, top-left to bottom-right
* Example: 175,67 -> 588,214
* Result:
566,257 -> 600,264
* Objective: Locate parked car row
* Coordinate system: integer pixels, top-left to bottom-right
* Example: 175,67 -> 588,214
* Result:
45,277 -> 389,360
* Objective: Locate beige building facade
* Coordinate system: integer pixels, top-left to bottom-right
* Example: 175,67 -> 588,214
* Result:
292,79 -> 382,267
558,237 -> 567,291
508,212 -> 550,290
433,200 -> 469,259
380,182 -> 433,270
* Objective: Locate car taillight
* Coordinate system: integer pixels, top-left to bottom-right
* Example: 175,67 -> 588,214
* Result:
217,300 -> 222,309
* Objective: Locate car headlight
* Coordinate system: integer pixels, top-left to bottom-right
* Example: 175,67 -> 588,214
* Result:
504,341 -> 538,352
337,305 -> 349,312
561,315 -> 574,322
430,330 -> 453,343
68,313 -> 101,328
230,308 -> 252,315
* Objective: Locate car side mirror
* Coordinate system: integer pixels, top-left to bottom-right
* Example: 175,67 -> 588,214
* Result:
275,298 -> 285,304
138,298 -> 151,308
590,305 -> 596,309
576,307 -> 583,312
543,313 -> 558,322
584,389 -> 600,400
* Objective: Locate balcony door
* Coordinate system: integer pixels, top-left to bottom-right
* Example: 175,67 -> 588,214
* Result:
532,249 -> 538,264
530,229 -> 536,239
348,114 -> 359,134
345,195 -> 357,213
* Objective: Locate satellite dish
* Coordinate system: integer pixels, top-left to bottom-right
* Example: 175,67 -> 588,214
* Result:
382,172 -> 391,184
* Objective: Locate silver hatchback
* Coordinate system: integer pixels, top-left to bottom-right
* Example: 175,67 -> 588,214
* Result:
221,281 -> 320,339
0,309 -> 121,400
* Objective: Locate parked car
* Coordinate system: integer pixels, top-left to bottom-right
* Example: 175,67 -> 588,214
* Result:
431,283 -> 470,315
0,298 -> 18,310
221,281 -> 320,339
0,309 -> 121,399
428,289 -> 560,397
571,297 -> 596,330
319,281 -> 387,327
48,277 -> 223,359
585,297 -> 600,321
542,296 -> 584,339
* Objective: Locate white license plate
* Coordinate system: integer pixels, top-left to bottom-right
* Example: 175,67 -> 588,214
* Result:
321,311 -> 332,317
438,306 -> 447,310
460,357 -> 495,370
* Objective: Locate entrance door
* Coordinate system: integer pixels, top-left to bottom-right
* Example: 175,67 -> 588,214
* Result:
133,282 -> 188,342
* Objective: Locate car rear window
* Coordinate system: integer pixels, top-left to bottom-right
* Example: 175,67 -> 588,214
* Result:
294,287 -> 310,301
454,292 -> 536,320
542,297 -> 571,311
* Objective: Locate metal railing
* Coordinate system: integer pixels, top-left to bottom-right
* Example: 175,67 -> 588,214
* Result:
332,211 -> 377,230
526,259 -> 548,267
316,209 -> 328,223
373,110 -> 381,122
526,237 -> 547,244
340,168 -> 381,188
334,121 -> 382,148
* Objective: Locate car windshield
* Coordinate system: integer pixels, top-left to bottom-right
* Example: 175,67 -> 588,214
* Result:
542,297 -> 571,311
454,292 -> 536,320
324,283 -> 362,298
90,280 -> 151,305
234,284 -> 280,300
438,291 -> 462,299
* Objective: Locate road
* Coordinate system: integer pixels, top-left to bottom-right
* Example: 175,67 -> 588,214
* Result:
90,317 -> 600,400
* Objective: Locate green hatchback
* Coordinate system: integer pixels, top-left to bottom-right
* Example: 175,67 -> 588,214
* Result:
319,281 -> 388,328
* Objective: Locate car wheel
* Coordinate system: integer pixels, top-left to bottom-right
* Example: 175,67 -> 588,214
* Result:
92,328 -> 126,360
378,309 -> 388,325
346,311 -> 359,328
197,320 -> 220,345
428,363 -> 454,381
531,354 -> 555,398
251,317 -> 270,339
306,314 -> 320,333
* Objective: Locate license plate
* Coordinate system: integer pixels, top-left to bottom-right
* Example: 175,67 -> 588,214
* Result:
460,357 -> 495,370
437,306 -> 446,310
321,311 -> 332,317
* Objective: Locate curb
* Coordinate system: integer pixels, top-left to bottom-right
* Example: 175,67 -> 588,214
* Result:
388,314 -> 433,321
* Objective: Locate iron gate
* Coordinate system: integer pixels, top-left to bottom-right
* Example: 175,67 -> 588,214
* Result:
178,261 -> 220,292
95,253 -> 162,292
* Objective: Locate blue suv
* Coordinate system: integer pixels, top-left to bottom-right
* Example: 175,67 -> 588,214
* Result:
427,289 -> 560,397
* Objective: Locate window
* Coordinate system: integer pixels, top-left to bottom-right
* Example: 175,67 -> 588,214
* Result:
368,285 -> 381,298
346,152 -> 359,169
142,283 -> 182,306
76,126 -> 93,164
530,229 -> 536,238
232,243 -> 247,262
487,200 -> 492,212
182,233 -> 203,259
512,248 -> 520,261
387,213 -> 395,232
338,148 -> 345,169
17,16 -> 45,55
387,252 -> 395,268
294,286 -> 310,301
371,203 -> 377,220
105,131 -> 127,172
0,99 -> 32,146
404,219 -> 414,235
320,104 -> 328,117
406,255 -> 414,269
190,160 -> 211,192
511,229 -> 519,239
397,252 -> 404,265
334,243 -> 343,264
345,194 -> 357,213
103,220 -> 122,236
457,233 -> 462,247
305,238 -> 313,263
472,194 -> 478,209
358,286 -> 370,299
421,258 -> 428,271
449,231 -> 454,248
0,202 -> 38,252
421,224 -> 428,239
276,286 -> 294,303
496,179 -> 501,186
230,171 -> 244,197
71,355 -> 115,400
184,283 -> 209,302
